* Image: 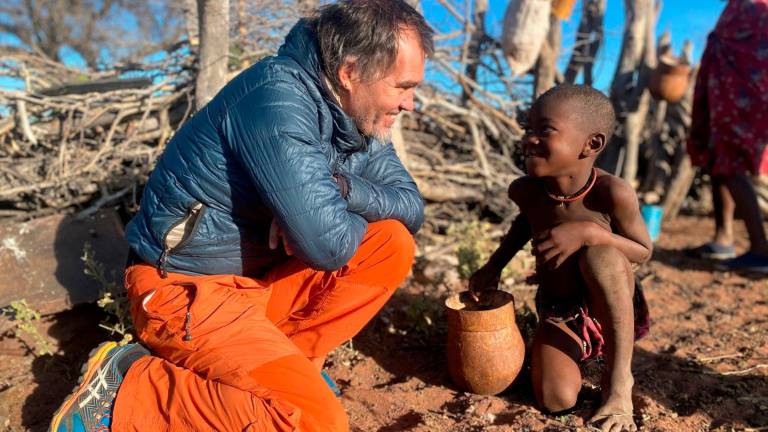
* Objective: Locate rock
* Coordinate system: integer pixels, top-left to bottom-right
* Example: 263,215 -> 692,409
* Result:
0,209 -> 128,314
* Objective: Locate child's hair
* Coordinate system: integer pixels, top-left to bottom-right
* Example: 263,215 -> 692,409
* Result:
535,84 -> 617,142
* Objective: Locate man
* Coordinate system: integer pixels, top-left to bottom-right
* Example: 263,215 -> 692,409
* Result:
50,1 -> 433,431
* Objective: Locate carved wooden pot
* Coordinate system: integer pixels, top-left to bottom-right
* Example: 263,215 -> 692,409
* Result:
445,290 -> 525,395
649,55 -> 691,103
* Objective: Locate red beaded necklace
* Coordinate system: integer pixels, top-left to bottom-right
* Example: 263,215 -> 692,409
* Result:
545,167 -> 598,207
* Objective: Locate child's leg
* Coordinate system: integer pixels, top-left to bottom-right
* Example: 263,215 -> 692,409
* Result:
530,319 -> 583,413
579,245 -> 637,432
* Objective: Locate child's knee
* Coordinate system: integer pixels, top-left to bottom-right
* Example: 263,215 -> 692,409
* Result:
579,245 -> 631,275
535,379 -> 580,414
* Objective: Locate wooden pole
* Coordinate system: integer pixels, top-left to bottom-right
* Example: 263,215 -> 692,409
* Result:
564,0 -> 606,85
604,0 -> 657,183
195,0 -> 230,110
533,13 -> 562,99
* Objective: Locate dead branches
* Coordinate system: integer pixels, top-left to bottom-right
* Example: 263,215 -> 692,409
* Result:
0,46 -> 194,216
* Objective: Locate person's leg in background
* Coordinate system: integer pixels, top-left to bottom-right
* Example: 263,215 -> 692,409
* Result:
723,173 -> 768,256
712,175 -> 736,248
717,172 -> 768,272
686,175 -> 737,260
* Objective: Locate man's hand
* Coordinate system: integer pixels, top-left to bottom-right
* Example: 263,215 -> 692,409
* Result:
468,263 -> 502,303
269,219 -> 293,256
533,221 -> 596,269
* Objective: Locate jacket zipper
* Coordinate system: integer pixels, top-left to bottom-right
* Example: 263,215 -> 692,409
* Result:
157,202 -> 206,278
334,152 -> 348,174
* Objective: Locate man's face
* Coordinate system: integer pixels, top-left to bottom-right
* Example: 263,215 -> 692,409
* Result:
339,27 -> 426,141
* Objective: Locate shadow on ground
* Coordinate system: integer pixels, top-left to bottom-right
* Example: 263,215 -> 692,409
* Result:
22,304 -> 111,432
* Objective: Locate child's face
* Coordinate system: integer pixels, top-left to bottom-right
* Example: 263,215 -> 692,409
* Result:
522,98 -> 589,177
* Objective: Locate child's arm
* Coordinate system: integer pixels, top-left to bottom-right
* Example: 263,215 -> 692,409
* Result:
469,180 -> 533,301
488,213 -> 533,271
601,175 -> 653,262
469,214 -> 532,301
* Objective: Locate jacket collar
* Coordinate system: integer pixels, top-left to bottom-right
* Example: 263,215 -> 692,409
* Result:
278,19 -> 367,154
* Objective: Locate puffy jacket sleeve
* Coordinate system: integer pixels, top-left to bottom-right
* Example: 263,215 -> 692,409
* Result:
222,78 -> 367,271
344,140 -> 424,234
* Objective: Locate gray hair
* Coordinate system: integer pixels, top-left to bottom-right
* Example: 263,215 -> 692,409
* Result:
310,0 -> 434,92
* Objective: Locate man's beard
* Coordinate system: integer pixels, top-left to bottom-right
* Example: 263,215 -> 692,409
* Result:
354,113 -> 393,142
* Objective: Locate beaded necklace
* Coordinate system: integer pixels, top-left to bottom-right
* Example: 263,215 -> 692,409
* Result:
545,167 -> 597,207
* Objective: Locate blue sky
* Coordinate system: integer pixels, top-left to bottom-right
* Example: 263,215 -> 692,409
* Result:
0,0 -> 727,95
421,0 -> 726,94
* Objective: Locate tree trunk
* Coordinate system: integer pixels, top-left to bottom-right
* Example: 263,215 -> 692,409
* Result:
297,0 -> 320,15
404,0 -> 422,11
564,0 -> 606,85
195,0 -> 230,110
638,31 -> 671,195
661,41 -> 698,220
183,0 -> 199,47
603,0 -> 657,184
462,0 -> 488,103
533,13 -> 562,99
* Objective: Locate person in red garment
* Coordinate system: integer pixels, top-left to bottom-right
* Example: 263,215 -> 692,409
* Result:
685,0 -> 768,273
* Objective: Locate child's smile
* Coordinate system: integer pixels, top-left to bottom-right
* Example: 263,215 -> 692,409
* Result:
522,99 -> 589,178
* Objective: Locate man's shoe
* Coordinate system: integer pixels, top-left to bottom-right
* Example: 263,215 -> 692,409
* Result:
49,341 -> 148,432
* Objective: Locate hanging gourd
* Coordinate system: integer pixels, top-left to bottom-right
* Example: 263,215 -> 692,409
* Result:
501,0 -> 552,76
648,54 -> 691,103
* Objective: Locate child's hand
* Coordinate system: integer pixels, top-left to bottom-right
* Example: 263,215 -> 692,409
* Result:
468,264 -> 502,302
533,221 -> 594,269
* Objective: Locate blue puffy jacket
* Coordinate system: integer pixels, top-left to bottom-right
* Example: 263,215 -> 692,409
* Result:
126,20 -> 424,277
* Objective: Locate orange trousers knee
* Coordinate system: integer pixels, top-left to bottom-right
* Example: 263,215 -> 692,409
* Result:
111,220 -> 415,432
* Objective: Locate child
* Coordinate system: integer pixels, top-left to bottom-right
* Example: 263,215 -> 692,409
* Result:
469,85 -> 652,432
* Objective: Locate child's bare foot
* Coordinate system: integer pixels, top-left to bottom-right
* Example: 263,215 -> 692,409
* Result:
588,390 -> 636,432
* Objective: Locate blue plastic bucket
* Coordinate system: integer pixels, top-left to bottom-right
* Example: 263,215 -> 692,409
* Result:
641,204 -> 664,242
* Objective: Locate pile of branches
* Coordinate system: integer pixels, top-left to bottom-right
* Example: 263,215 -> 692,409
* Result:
0,46 -> 194,218
406,87 -> 524,235
0,3 -> 533,290
0,0 -> 534,224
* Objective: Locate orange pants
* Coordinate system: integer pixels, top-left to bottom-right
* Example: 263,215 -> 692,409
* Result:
112,220 -> 415,432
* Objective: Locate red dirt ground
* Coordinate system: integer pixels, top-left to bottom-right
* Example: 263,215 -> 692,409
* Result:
0,214 -> 766,431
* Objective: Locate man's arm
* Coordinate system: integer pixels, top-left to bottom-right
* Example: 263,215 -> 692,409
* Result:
223,80 -> 367,271
342,139 -> 424,234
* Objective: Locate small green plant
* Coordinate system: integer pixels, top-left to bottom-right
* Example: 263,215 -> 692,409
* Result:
450,220 -> 536,286
450,220 -> 497,281
403,296 -> 446,337
82,243 -> 133,336
515,301 -> 539,343
1,299 -> 54,356
329,339 -> 363,368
